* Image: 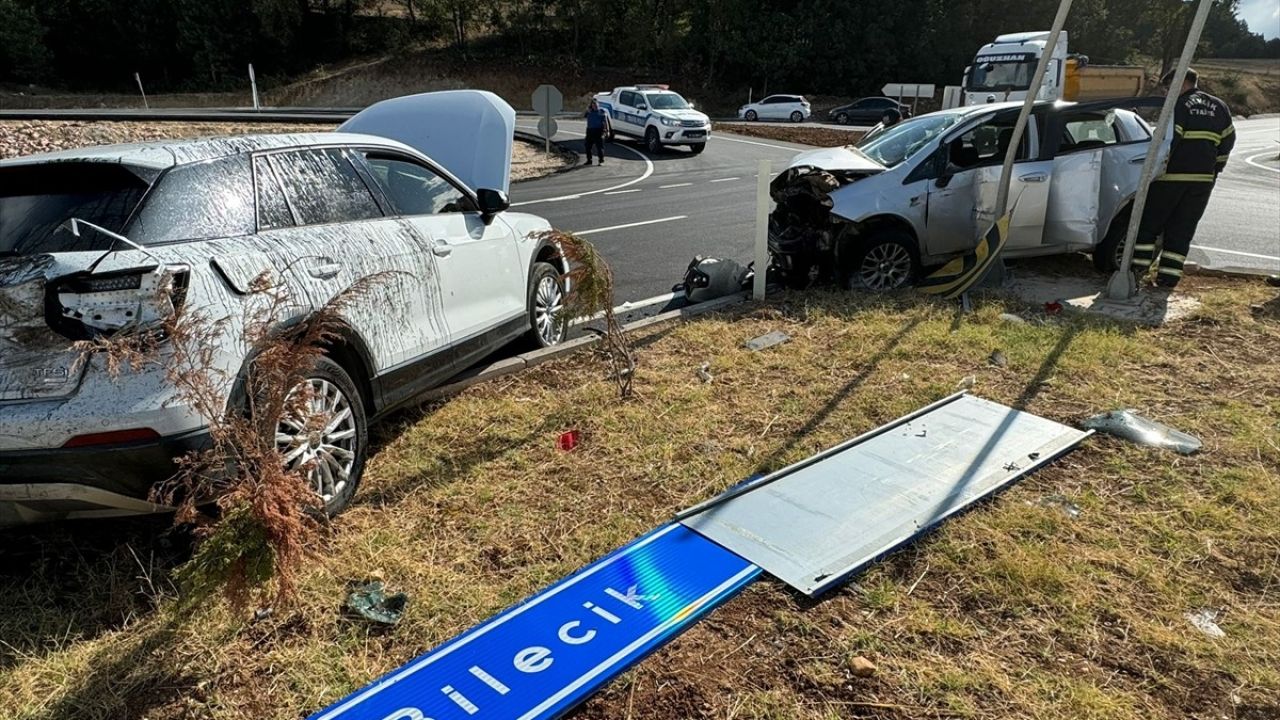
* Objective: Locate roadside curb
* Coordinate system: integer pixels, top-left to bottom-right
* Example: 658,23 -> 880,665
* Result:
513,129 -> 580,177
421,292 -> 748,402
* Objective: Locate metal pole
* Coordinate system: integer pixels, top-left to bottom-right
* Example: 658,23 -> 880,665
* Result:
249,64 -> 260,111
134,72 -> 149,110
753,159 -> 771,301
967,0 -> 1071,297
1106,0 -> 1214,300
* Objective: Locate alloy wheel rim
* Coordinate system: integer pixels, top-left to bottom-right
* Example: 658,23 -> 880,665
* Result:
535,276 -> 564,345
859,243 -> 913,291
276,377 -> 357,504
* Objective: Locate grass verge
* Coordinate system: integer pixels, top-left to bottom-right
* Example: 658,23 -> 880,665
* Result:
1,270 -> 1277,720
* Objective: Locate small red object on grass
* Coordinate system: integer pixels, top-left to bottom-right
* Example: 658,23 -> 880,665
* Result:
557,430 -> 581,452
1044,301 -> 1063,315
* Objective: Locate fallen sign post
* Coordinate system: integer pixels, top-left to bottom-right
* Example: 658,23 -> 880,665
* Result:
532,84 -> 563,154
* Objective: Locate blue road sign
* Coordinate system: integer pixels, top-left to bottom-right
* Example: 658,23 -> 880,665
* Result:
309,524 -> 759,720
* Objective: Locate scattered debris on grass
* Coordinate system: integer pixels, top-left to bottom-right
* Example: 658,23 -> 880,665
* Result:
1082,409 -> 1203,454
556,429 -> 581,452
1185,608 -> 1227,639
745,330 -> 790,351
989,349 -> 1008,367
345,581 -> 408,626
696,362 -> 714,383
1035,494 -> 1082,518
847,655 -> 878,678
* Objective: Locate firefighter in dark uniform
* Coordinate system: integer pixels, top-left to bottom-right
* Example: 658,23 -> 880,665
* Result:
1133,68 -> 1235,288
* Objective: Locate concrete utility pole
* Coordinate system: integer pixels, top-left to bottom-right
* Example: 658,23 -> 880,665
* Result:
1106,0 -> 1215,300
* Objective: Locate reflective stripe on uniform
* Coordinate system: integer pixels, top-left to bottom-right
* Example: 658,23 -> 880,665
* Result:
1216,154 -> 1230,162
1157,266 -> 1183,277
1133,244 -> 1156,251
1173,124 -> 1184,136
1182,130 -> 1225,144
1222,124 -> 1235,137
1162,251 -> 1186,263
1156,173 -> 1216,182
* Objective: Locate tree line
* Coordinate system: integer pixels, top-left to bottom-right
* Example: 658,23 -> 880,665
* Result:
1,0 -> 1275,95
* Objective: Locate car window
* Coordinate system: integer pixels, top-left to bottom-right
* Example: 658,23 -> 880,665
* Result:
857,112 -> 964,168
128,155 -> 255,245
0,162 -> 151,255
1060,113 -> 1119,153
945,114 -> 1028,171
645,93 -> 691,110
361,153 -> 475,216
622,91 -> 637,107
270,148 -> 383,227
253,155 -> 294,230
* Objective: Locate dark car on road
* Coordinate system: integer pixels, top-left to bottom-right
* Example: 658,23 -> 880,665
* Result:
828,97 -> 913,125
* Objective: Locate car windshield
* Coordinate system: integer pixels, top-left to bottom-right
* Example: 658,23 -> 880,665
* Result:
856,113 -> 964,168
967,57 -> 1036,92
645,93 -> 690,110
0,163 -> 153,256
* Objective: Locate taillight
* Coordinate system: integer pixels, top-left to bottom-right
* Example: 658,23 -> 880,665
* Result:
48,264 -> 190,340
63,428 -> 161,448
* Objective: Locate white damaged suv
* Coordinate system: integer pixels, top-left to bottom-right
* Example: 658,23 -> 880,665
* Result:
0,91 -> 568,526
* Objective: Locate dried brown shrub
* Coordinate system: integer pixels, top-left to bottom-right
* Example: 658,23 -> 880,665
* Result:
75,268 -> 396,608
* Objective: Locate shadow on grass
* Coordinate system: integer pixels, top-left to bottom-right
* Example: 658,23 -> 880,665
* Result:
0,515 -> 191,673
21,615 -> 196,720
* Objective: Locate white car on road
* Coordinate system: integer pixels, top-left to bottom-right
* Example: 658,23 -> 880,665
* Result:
738,95 -> 811,123
596,85 -> 711,154
769,99 -> 1156,290
0,91 -> 569,526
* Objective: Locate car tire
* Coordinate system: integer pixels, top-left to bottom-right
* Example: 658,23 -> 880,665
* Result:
645,127 -> 662,154
689,143 -> 705,155
790,110 -> 803,123
845,230 -> 919,292
527,262 -> 567,348
1093,206 -> 1131,273
276,356 -> 367,517
745,110 -> 758,121
835,112 -> 850,125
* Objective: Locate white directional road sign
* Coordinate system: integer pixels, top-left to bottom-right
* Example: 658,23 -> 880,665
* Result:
537,117 -> 559,140
882,83 -> 935,98
532,84 -> 564,116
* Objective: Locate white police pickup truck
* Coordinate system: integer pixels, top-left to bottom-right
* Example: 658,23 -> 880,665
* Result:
594,85 -> 711,154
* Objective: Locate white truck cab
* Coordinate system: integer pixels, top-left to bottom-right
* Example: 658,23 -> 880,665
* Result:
963,31 -> 1070,106
595,85 -> 711,154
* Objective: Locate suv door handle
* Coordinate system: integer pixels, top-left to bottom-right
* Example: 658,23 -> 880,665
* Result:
1018,172 -> 1048,183
307,258 -> 342,279
1129,156 -> 1147,164
432,242 -> 453,258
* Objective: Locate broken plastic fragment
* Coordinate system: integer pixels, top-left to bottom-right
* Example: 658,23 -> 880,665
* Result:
989,350 -> 1008,368
1185,608 -> 1226,638
345,581 -> 408,625
1082,409 -> 1202,455
696,362 -> 713,383
956,375 -> 976,390
1036,494 -> 1081,518
557,429 -> 581,452
745,330 -> 790,351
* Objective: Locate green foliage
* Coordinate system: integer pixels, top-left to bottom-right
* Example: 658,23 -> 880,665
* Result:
173,506 -> 276,612
1,0 -> 1275,93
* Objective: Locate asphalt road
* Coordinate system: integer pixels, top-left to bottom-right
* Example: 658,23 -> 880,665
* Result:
513,115 -> 1279,304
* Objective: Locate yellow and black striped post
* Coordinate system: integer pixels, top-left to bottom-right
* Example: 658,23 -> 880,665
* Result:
918,214 -> 1012,300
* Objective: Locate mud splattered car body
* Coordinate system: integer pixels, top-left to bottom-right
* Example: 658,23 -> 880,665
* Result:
0,91 -> 568,525
769,100 -> 1154,290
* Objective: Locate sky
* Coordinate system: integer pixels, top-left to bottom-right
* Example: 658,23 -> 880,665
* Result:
1238,0 -> 1280,39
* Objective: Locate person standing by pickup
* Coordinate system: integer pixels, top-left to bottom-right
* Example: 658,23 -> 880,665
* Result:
1132,68 -> 1235,288
584,99 -> 610,165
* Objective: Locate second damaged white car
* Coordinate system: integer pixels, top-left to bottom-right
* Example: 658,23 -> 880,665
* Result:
769,100 -> 1155,290
0,91 -> 568,526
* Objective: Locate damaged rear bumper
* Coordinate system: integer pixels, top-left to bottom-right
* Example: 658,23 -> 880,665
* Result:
0,428 -> 210,526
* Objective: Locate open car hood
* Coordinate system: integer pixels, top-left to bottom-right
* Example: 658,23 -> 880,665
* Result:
785,146 -> 886,174
340,90 -> 516,194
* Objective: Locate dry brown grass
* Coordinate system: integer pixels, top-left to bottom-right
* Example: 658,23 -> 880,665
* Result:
1,265 -> 1278,720
715,122 -> 867,148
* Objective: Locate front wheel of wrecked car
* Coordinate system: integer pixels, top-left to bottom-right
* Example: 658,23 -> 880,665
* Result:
847,231 -> 918,292
527,262 -> 567,348
275,357 -> 367,517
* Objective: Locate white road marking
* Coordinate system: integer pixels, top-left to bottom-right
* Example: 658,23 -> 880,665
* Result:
1237,127 -> 1280,136
1191,244 -> 1280,262
1244,151 -> 1280,173
604,188 -> 642,195
712,134 -> 801,151
659,182 -> 693,189
574,215 -> 687,236
709,177 -> 740,183
511,130 -> 655,206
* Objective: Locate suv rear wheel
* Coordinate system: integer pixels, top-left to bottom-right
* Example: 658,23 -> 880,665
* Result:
276,357 -> 367,516
527,262 -> 567,348
790,110 -> 804,123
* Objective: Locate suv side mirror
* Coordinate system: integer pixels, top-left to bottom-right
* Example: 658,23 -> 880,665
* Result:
476,188 -> 509,222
